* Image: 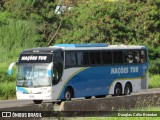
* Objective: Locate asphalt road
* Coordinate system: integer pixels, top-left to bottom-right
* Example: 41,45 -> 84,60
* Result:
0,88 -> 160,109
0,100 -> 33,109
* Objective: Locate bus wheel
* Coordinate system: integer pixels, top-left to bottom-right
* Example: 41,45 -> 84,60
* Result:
114,83 -> 122,96
85,96 -> 91,99
64,88 -> 73,101
124,83 -> 132,95
56,101 -> 62,105
33,100 -> 43,104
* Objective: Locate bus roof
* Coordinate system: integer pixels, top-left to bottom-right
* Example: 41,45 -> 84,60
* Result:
21,44 -> 147,54
52,44 -> 146,51
54,43 -> 108,47
21,47 -> 62,54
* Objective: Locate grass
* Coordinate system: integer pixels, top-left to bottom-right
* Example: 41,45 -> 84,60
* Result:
0,13 -> 40,73
41,107 -> 160,120
0,13 -> 40,100
149,75 -> 160,89
0,82 -> 16,99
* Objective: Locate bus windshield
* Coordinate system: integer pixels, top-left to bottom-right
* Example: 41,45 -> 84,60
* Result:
17,64 -> 51,87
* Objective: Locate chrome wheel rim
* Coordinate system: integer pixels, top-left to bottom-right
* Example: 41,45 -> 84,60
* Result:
65,91 -> 71,100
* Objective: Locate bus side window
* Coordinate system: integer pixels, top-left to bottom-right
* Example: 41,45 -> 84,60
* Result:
134,50 -> 140,63
65,52 -> 70,66
124,51 -> 134,64
89,51 -> 101,65
53,52 -> 63,84
65,52 -> 76,66
140,50 -> 146,63
95,51 -> 101,64
77,52 -> 83,65
113,51 -> 123,64
101,51 -> 112,64
70,52 -> 76,66
90,51 -> 95,64
83,52 -> 89,65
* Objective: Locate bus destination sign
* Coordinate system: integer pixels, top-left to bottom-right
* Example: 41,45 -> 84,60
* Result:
19,54 -> 52,63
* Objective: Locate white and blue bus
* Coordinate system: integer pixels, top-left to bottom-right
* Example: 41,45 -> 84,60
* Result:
8,44 -> 149,104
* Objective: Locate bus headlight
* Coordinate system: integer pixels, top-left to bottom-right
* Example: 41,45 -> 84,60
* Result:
41,87 -> 51,94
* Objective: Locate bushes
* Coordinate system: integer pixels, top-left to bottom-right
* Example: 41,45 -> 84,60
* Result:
149,59 -> 160,75
149,75 -> 160,89
0,71 -> 16,99
57,0 -> 160,46
0,14 -> 41,59
0,0 -> 60,99
0,17 -> 41,79
1,0 -> 61,46
0,71 -> 15,82
0,82 -> 16,99
148,46 -> 160,74
57,0 -> 160,74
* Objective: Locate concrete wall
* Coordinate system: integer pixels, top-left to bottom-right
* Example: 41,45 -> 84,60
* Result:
60,93 -> 160,111
0,103 -> 54,111
1,91 -> 160,112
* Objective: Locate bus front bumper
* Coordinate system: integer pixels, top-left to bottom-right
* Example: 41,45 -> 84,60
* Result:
16,92 -> 52,100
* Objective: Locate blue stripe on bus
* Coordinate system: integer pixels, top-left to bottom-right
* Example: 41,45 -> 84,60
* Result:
17,87 -> 30,94
48,70 -> 52,77
59,63 -> 148,99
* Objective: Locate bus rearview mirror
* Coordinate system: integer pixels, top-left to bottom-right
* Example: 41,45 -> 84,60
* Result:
8,62 -> 16,76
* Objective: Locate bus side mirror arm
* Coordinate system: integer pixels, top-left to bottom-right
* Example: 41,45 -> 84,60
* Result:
8,62 -> 17,76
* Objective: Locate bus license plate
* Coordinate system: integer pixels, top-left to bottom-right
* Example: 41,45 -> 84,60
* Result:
29,95 -> 35,98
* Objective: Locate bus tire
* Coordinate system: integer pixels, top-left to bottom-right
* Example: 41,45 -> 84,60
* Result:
95,95 -> 106,98
56,101 -> 62,105
114,83 -> 122,96
64,87 -> 73,101
85,96 -> 92,99
124,83 -> 132,95
33,100 -> 43,104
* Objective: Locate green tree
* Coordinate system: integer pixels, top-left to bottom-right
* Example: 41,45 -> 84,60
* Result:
57,0 -> 159,45
2,0 -> 61,46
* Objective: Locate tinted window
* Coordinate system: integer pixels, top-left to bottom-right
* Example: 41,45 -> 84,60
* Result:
124,51 -> 134,64
134,50 -> 140,63
101,51 -> 112,64
65,52 -> 76,66
53,52 -> 64,85
83,52 -> 89,65
65,49 -> 147,67
77,52 -> 83,65
113,51 -> 123,64
77,51 -> 89,65
89,51 -> 101,65
140,50 -> 146,63
54,52 -> 63,65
